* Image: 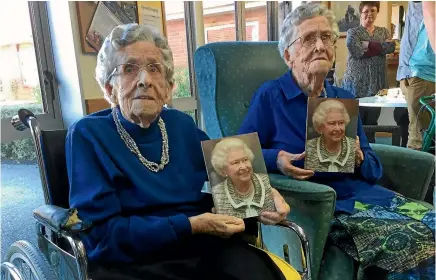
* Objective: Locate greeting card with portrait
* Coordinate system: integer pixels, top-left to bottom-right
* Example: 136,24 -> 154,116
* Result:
201,133 -> 276,219
305,97 -> 359,173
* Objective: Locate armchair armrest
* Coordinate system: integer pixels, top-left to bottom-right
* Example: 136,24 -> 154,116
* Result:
263,173 -> 336,280
33,205 -> 91,234
371,144 -> 435,200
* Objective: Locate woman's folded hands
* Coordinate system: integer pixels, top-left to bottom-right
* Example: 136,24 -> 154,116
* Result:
190,188 -> 291,238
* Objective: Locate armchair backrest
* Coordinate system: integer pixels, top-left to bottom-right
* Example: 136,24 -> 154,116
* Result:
194,41 -> 288,138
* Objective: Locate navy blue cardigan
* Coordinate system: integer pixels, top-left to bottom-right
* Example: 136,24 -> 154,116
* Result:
239,70 -> 395,214
66,107 -> 212,263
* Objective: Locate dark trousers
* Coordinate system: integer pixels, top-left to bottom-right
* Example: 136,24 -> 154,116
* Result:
359,107 -> 381,143
393,107 -> 409,148
88,235 -> 286,280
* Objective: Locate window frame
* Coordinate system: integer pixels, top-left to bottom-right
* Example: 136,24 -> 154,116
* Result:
170,1 -> 279,128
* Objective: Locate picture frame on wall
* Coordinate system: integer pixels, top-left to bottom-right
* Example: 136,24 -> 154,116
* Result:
137,1 -> 167,37
328,1 -> 361,37
76,1 -> 138,54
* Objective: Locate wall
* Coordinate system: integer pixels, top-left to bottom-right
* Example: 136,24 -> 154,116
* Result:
47,1 -> 86,127
69,4 -> 268,113
68,2 -> 110,114
69,3 -> 102,100
69,2 -> 400,125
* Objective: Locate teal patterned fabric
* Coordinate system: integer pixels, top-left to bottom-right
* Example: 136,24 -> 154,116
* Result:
194,42 -> 336,280
330,195 -> 435,280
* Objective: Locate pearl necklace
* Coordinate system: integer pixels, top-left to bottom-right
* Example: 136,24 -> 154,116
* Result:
113,109 -> 169,172
236,187 -> 254,199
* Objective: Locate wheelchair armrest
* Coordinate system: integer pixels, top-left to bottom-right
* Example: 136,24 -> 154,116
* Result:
266,173 -> 336,280
273,220 -> 311,280
33,205 -> 91,234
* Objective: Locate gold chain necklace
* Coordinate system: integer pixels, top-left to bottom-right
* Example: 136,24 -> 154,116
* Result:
113,109 -> 169,172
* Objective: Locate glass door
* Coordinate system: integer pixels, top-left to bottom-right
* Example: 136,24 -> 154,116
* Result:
1,2 -> 63,144
1,1 -> 62,259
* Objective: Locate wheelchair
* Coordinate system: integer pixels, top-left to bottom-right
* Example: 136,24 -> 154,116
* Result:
1,109 -> 313,280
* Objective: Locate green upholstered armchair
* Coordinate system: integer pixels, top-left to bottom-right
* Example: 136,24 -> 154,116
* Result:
194,41 -> 336,280
193,42 -> 435,280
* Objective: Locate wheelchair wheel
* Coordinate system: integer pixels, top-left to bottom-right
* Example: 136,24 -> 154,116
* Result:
5,241 -> 57,280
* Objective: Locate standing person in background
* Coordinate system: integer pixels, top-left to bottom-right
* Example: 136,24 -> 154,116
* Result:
397,1 -> 435,150
342,1 -> 396,143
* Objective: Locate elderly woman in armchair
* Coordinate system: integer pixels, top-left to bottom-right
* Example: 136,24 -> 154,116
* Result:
239,3 -> 434,279
66,23 -> 291,280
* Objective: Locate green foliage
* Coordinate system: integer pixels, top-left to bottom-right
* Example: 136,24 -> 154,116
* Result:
32,85 -> 42,104
10,79 -> 21,99
173,68 -> 191,98
1,103 -> 43,161
1,138 -> 36,161
1,103 -> 43,120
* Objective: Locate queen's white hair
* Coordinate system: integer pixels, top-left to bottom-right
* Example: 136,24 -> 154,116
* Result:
278,2 -> 339,58
95,23 -> 174,104
211,138 -> 254,177
312,99 -> 350,133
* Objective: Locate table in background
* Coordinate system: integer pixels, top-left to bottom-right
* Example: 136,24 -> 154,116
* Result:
358,96 -> 407,146
358,96 -> 407,108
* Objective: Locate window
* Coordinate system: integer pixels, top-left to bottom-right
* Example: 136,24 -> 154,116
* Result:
0,2 -> 44,116
1,2 -> 62,143
204,22 -> 259,43
164,2 -> 198,123
245,1 -> 267,41
203,1 -> 236,41
165,2 -> 190,99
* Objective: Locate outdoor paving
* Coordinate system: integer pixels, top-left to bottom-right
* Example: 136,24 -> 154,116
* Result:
1,160 -> 43,261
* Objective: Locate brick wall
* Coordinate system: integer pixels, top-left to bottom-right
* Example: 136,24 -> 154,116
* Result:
166,7 -> 267,68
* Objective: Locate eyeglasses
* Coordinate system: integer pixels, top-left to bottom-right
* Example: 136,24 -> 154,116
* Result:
362,10 -> 378,15
107,62 -> 163,82
288,32 -> 338,49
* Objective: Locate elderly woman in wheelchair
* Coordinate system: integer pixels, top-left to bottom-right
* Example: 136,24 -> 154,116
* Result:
1,23 -> 311,280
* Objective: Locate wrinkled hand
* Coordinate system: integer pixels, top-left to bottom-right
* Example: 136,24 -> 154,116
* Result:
259,188 -> 290,225
361,41 -> 369,50
189,213 -> 245,238
355,136 -> 364,167
277,151 -> 314,180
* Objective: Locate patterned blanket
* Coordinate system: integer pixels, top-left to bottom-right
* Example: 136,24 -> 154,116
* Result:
329,195 -> 435,280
